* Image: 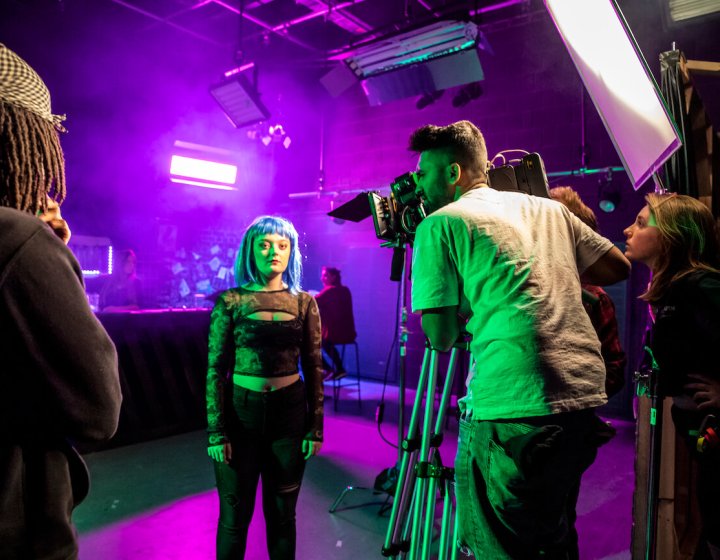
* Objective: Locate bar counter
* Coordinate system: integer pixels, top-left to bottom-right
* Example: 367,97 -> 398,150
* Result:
94,308 -> 211,449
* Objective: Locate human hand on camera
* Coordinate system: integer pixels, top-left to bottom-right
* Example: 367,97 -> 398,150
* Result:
208,442 -> 232,463
685,374 -> 720,411
38,198 -> 71,244
302,439 -> 322,460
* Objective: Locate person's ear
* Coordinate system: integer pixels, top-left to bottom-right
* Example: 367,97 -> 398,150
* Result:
448,162 -> 461,184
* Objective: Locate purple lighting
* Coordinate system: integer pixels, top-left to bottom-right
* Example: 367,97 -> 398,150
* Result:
81,245 -> 113,277
170,155 -> 238,186
169,177 -> 237,191
224,62 -> 255,79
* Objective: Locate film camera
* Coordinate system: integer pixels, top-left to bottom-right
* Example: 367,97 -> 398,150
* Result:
327,152 -> 550,247
368,172 -> 426,244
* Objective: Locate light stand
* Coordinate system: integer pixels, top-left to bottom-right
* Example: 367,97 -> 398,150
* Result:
634,346 -> 662,560
329,236 -> 413,514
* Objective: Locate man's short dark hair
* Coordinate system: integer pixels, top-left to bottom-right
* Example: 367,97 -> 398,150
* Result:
323,266 -> 341,286
409,120 -> 488,183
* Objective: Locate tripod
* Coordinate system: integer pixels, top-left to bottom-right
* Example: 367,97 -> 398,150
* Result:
634,346 -> 663,560
382,339 -> 470,560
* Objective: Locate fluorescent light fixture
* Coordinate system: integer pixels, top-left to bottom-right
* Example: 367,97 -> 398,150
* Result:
210,73 -> 271,129
344,21 -> 481,78
170,178 -> 237,191
335,20 -> 487,106
545,0 -> 681,189
224,62 -> 256,79
170,155 -> 237,185
668,0 -> 720,22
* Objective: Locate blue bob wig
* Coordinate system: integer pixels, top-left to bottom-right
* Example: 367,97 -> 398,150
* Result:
234,215 -> 303,294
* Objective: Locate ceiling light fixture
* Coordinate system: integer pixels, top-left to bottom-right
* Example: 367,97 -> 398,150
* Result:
210,63 -> 270,129
332,20 -> 487,106
451,82 -> 483,108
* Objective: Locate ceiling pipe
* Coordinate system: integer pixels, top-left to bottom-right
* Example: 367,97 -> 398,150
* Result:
294,0 -> 373,35
107,0 -> 225,46
211,0 -> 321,52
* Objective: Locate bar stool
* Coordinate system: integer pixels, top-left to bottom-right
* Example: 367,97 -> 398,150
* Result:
331,341 -> 362,411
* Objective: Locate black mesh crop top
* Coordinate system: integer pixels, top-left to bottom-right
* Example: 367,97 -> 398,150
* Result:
206,287 -> 324,445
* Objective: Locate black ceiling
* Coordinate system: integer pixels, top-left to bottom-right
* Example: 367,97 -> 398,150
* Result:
2,0 -> 548,66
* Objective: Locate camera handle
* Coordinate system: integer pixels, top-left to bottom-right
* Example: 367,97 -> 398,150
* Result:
382,339 -> 470,560
633,346 -> 663,560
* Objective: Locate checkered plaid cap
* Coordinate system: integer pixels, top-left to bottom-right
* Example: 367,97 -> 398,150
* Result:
0,43 -> 66,131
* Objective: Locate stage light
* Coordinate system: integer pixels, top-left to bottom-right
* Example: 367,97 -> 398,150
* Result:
416,90 -> 444,110
169,178 -> 237,191
170,155 -> 238,185
335,20 -> 487,106
544,0 -> 681,189
598,171 -> 621,212
210,67 -> 270,129
666,0 -> 720,22
257,124 -> 292,149
344,21 -> 482,78
451,82 -> 483,108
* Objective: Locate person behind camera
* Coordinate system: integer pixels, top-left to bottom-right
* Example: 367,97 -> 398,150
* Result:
206,215 -> 323,560
409,120 -> 630,559
99,248 -> 142,312
549,185 -> 626,559
624,192 -> 720,559
315,266 -> 357,381
0,43 -> 122,559
549,186 -> 626,397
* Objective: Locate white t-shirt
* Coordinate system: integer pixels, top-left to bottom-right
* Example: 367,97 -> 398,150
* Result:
411,187 -> 613,420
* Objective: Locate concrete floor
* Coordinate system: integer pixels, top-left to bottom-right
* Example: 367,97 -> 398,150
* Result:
74,381 -> 635,559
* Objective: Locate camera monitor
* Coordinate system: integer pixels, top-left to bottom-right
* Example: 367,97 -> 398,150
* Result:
545,0 -> 682,189
488,153 -> 551,199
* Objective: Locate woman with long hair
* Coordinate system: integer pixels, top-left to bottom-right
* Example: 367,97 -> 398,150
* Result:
206,215 -> 323,559
624,192 -> 720,559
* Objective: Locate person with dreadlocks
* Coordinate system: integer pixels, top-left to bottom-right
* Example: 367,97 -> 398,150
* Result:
0,44 -> 122,559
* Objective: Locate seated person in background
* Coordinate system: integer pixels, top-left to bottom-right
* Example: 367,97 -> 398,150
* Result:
315,266 -> 356,381
100,249 -> 142,311
549,186 -> 626,560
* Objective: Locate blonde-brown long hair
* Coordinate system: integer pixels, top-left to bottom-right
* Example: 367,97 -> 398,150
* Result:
642,193 -> 720,302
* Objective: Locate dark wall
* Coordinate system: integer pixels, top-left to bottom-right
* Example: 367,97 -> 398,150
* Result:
2,1 -> 719,417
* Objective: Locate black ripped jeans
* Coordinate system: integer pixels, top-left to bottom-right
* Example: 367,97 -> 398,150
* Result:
214,379 -> 307,560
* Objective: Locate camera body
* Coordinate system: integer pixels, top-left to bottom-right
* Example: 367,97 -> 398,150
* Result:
332,152 -> 550,248
369,172 -> 426,244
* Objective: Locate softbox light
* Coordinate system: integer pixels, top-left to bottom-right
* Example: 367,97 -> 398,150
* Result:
210,73 -> 270,129
545,0 -> 682,189
338,20 -> 487,106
